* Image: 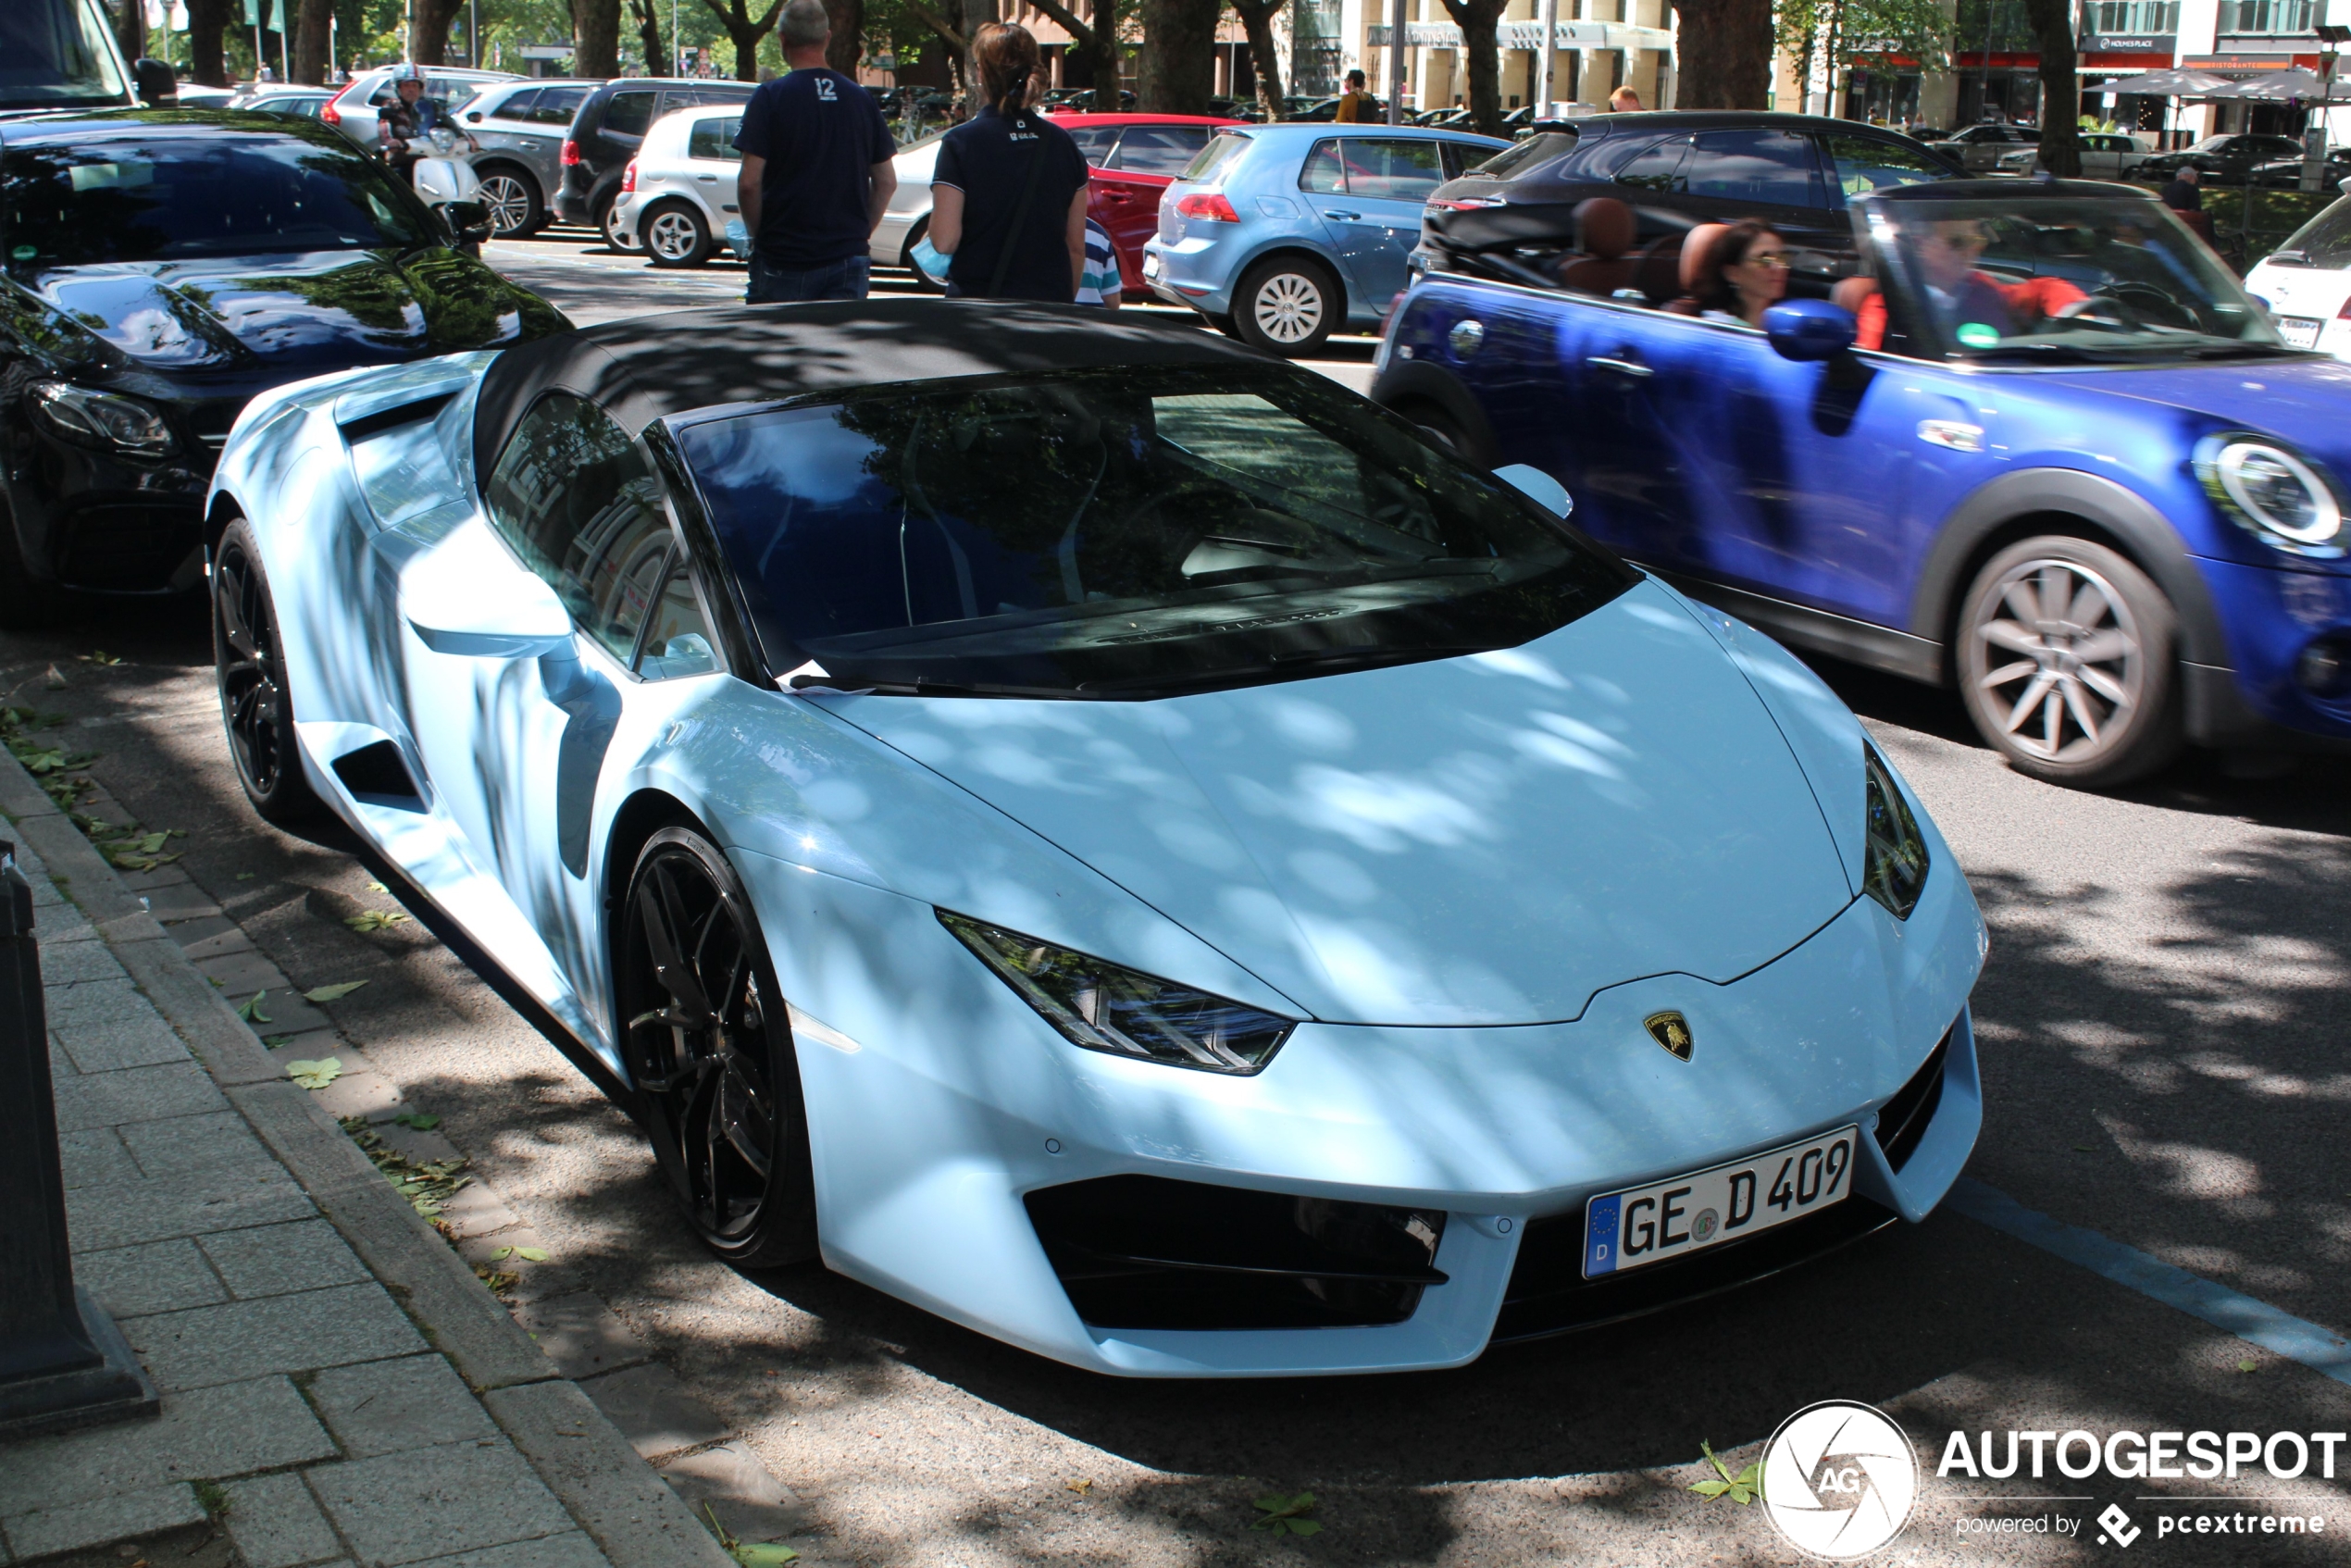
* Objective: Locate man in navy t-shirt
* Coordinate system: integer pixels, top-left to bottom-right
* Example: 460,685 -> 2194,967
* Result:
732,0 -> 899,302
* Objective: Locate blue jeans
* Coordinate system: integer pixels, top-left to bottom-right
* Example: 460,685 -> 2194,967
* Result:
747,254 -> 871,304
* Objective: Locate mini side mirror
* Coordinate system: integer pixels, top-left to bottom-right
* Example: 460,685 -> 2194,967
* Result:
1764,299 -> 1858,363
132,57 -> 178,106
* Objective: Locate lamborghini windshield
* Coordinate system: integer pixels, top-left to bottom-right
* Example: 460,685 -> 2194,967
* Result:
1871,195 -> 2288,362
678,366 -> 1633,699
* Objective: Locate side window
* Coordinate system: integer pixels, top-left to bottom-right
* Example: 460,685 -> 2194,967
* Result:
1113,126 -> 1212,176
1300,139 -> 1348,193
536,86 -> 590,125
1685,129 -> 1823,207
1064,126 -> 1121,165
1612,136 -> 1690,193
688,117 -> 744,160
482,392 -> 675,665
602,90 -> 656,139
1344,138 -> 1446,201
635,559 -> 719,680
1823,135 -> 1952,205
490,88 -> 539,121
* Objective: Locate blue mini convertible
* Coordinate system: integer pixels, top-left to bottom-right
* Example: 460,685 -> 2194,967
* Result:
1378,178 -> 2351,787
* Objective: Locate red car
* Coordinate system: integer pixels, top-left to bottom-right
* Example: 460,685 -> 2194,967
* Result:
1046,112 -> 1242,290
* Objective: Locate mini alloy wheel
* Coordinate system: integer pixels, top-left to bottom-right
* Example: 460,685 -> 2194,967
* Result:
1957,535 -> 2181,787
618,827 -> 817,1267
1235,257 -> 1337,355
212,518 -> 319,824
476,170 -> 540,235
643,202 -> 712,268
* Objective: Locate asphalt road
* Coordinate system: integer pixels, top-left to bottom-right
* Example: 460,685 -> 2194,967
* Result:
14,236 -> 2351,1566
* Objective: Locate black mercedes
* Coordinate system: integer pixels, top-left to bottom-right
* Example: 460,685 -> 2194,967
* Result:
0,108 -> 569,623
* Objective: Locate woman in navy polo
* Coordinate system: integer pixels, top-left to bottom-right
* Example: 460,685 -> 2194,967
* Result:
927,23 -> 1090,302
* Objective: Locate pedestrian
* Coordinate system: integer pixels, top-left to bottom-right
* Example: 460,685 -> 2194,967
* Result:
1335,68 -> 1376,122
1609,84 -> 1641,112
1076,216 -> 1121,308
732,0 -> 900,303
2160,163 -> 2202,215
927,22 -> 1090,302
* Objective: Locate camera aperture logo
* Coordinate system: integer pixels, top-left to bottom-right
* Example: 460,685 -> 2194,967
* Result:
1761,1400 -> 1920,1560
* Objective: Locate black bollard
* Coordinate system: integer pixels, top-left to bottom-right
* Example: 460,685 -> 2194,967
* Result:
0,838 -> 157,1439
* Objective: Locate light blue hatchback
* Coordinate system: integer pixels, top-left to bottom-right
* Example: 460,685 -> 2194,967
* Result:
1142,122 -> 1510,355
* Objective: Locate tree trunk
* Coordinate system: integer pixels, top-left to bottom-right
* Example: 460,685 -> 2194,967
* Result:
188,0 -> 230,85
1439,0 -> 1508,135
2021,0 -> 2079,176
1230,0 -> 1286,119
958,0 -> 993,113
824,0 -> 864,74
1136,0 -> 1216,113
113,0 -> 145,66
409,0 -> 460,64
294,0 -> 331,81
1669,0 -> 1773,110
630,0 -> 665,72
576,0 -> 622,79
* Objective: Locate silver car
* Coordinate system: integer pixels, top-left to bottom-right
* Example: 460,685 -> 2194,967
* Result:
454,79 -> 596,235
1995,131 -> 2147,180
1928,121 -> 2036,172
324,65 -> 516,153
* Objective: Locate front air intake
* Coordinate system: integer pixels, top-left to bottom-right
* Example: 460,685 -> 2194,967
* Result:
1873,1027 -> 1951,1174
1025,1175 -> 1447,1331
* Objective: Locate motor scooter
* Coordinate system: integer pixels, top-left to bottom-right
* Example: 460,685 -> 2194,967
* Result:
389,124 -> 491,255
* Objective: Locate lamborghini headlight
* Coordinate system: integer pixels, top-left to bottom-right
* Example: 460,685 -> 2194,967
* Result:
31,380 -> 178,458
1862,742 -> 1929,921
2195,434 -> 2345,555
939,910 -> 1295,1075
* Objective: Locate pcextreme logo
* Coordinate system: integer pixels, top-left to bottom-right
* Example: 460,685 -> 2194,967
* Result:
1760,1400 -> 1920,1560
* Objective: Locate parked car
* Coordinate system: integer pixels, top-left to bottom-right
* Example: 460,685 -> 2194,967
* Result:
2251,146 -> 2351,189
869,129 -> 945,280
2138,132 -> 2306,183
1379,177 -> 2351,787
558,77 -> 756,251
1994,131 -> 2147,180
1414,112 -> 1960,296
321,64 -> 514,150
2244,193 -> 2351,357
1293,94 -> 1387,122
227,85 -> 339,123
1143,123 -> 1509,354
0,109 -> 566,625
608,102 -> 745,266
450,77 -> 593,235
207,297 -> 1984,1375
1926,121 -> 2036,171
1053,113 -> 1243,288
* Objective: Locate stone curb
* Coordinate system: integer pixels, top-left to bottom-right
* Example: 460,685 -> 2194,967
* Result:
0,755 -> 734,1568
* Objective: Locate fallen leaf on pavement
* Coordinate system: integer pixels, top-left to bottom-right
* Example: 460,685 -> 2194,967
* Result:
78,650 -> 123,666
1252,1493 -> 1321,1535
286,1057 -> 342,1089
236,990 -> 273,1023
43,666 -> 67,689
305,981 -> 368,1002
392,1112 -> 442,1130
1066,1479 -> 1092,1494
344,910 -> 410,933
1688,1440 -> 1760,1506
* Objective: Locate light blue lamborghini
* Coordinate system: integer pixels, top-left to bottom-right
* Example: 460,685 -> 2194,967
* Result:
205,299 -> 1984,1376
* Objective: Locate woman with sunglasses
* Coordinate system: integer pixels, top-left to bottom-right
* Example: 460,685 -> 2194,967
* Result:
1702,221 -> 1792,328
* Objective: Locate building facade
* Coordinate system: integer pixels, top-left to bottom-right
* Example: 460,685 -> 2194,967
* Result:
1339,0 -> 1676,116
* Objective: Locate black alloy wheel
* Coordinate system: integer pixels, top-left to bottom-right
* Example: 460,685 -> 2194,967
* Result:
212,517 -> 320,824
618,827 -> 817,1268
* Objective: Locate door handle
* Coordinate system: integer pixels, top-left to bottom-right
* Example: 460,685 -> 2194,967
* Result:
697,174 -> 717,181
1586,355 -> 1653,378
1323,208 -> 1362,221
1107,189 -> 1132,201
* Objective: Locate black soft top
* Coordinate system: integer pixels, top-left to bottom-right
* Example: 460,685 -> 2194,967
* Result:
470,298 -> 1271,479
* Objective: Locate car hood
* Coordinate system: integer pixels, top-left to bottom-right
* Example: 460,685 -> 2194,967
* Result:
2034,353 -> 2351,460
25,247 -> 557,374
830,580 -> 1855,1027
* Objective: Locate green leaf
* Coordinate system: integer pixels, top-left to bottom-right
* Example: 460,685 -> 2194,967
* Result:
236,872 -> 255,881
236,990 -> 273,1023
1251,1493 -> 1317,1530
1282,1519 -> 1322,1536
2238,1358 -> 2258,1373
491,1246 -> 515,1261
345,909 -> 411,933
729,1546 -> 799,1565
1689,1479 -> 1733,1498
305,981 -> 369,1002
515,1246 -> 548,1262
262,1035 -> 292,1047
286,1057 -> 342,1090
392,1112 -> 442,1130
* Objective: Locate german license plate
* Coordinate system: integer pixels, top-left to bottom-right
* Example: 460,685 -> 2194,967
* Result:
2280,316 -> 2322,349
1583,1126 -> 1859,1277
1142,252 -> 1163,281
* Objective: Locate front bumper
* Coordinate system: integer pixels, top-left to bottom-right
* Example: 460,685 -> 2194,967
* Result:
2196,553 -> 2351,739
734,814 -> 1986,1376
4,424 -> 216,595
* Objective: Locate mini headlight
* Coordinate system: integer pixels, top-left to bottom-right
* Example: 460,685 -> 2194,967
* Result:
2196,435 -> 2344,554
939,910 -> 1295,1075
1862,742 -> 1929,921
30,381 -> 178,458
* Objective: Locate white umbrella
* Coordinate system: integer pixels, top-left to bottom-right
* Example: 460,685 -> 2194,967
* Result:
2099,68 -> 2233,96
2204,66 -> 2351,102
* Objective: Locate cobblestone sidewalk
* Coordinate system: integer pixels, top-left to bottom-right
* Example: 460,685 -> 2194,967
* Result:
0,778 -> 732,1568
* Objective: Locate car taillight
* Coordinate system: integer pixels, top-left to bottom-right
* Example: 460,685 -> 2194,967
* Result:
1175,191 -> 1239,223
620,160 -> 638,193
2336,295 -> 2351,320
561,139 -> 581,166
321,81 -> 356,126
